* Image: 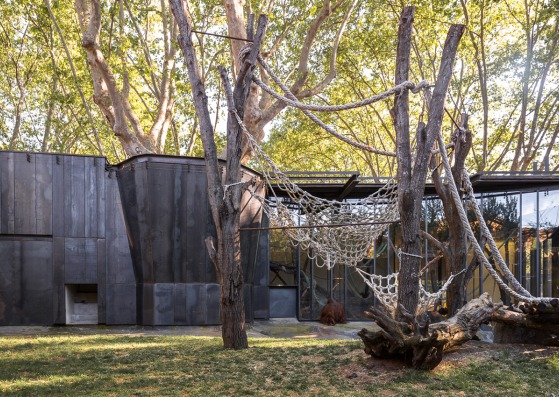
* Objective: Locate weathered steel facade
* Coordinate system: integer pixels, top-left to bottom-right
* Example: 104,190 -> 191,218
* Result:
0,151 -> 269,326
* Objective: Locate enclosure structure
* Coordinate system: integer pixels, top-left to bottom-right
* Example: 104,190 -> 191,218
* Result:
0,151 -> 268,326
1,150 -> 558,325
266,171 -> 559,321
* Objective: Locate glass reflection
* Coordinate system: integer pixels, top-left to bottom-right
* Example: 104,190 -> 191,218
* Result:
539,189 -> 559,297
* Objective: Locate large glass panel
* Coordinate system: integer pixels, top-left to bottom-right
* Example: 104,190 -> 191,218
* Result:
269,229 -> 298,286
482,193 -> 521,302
522,191 -> 539,295
298,249 -> 313,320
539,188 -> 559,297
348,236 -> 385,320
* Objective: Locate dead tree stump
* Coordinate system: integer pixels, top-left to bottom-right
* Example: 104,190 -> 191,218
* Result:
358,293 -> 497,370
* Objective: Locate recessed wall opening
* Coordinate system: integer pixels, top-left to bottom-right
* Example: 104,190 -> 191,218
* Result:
65,284 -> 98,324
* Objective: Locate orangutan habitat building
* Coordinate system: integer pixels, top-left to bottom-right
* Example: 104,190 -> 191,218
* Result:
0,150 -> 558,326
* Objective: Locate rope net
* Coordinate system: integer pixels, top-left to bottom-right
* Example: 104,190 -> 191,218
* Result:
355,268 -> 461,315
237,50 -> 556,311
239,114 -> 400,269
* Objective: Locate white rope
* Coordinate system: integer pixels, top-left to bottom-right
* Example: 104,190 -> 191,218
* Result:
257,55 -> 399,157
434,130 -> 554,304
231,108 -> 400,269
253,73 -> 429,112
356,268 -> 461,315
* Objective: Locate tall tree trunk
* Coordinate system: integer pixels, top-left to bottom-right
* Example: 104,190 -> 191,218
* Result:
171,0 -> 267,349
431,115 -> 472,316
394,7 -> 465,316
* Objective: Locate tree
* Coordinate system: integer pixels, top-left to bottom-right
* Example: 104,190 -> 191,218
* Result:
170,0 -> 267,349
74,0 -> 177,156
358,6 -> 478,370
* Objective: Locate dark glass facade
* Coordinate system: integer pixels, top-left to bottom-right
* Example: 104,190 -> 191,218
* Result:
268,184 -> 559,320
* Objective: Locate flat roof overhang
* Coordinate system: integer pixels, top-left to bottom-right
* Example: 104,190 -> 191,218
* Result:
267,171 -> 559,200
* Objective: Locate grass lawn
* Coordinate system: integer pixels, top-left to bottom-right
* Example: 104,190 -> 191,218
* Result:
0,334 -> 558,396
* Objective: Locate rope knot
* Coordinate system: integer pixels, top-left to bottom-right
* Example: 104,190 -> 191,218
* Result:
411,80 -> 430,94
238,43 -> 253,65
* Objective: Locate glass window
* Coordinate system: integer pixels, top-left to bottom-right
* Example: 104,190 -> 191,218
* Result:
482,193 -> 521,302
539,189 -> 559,297
522,191 -> 539,295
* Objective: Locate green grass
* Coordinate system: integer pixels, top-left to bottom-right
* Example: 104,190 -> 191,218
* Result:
0,334 -> 558,396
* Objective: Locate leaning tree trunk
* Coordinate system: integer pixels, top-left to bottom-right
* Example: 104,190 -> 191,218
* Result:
359,293 -> 498,370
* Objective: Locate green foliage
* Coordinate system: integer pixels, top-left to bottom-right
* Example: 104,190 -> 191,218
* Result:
1,1 -> 557,172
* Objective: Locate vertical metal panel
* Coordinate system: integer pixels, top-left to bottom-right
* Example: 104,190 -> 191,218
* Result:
64,156 -> 86,237
97,238 -> 107,324
97,160 -> 106,238
85,238 -> 98,283
84,157 -> 98,238
172,166 -> 186,282
147,165 -> 174,283
106,174 -> 135,285
105,283 -> 136,324
0,153 -> 15,234
173,283 -> 187,324
187,169 -> 208,283
153,283 -> 174,325
185,284 -> 207,325
35,154 -> 53,235
64,238 -> 85,283
52,237 -> 65,324
0,240 -> 20,324
64,238 -> 98,284
52,155 -> 65,237
140,283 -> 155,325
206,283 -> 221,324
14,153 -> 37,234
116,167 -> 143,282
134,164 -> 153,282
20,240 -> 53,324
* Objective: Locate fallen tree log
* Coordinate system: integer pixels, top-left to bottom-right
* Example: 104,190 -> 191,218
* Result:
491,305 -> 559,346
358,292 -> 498,370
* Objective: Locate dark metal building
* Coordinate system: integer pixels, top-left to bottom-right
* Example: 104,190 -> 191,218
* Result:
1,151 -> 558,326
0,151 -> 268,326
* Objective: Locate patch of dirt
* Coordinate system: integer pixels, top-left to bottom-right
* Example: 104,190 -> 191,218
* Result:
339,341 -> 559,385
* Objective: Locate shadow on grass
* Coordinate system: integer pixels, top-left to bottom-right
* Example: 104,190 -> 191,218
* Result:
1,335 -> 558,397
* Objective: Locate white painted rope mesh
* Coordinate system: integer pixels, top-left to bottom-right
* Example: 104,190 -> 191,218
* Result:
355,268 -> 461,315
234,110 -> 400,269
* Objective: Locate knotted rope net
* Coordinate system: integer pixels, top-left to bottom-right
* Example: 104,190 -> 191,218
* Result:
237,112 -> 400,269
355,268 -> 462,315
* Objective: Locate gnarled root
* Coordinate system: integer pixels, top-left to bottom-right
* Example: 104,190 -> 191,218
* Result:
358,292 -> 497,370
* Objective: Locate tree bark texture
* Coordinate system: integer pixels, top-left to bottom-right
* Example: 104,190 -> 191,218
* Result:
359,293 -> 497,370
171,0 -> 267,349
431,114 -> 472,316
76,0 -> 176,156
394,6 -> 465,316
